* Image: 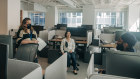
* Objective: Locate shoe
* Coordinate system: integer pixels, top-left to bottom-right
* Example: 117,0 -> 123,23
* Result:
76,67 -> 79,71
73,70 -> 78,75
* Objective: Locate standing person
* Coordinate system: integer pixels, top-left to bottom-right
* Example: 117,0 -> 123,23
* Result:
60,31 -> 78,75
16,18 -> 38,62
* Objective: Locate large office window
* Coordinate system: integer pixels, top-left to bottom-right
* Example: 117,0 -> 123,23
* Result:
58,12 -> 82,27
29,12 -> 45,26
96,12 -> 124,29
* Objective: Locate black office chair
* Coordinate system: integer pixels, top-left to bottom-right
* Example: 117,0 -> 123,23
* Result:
47,49 -> 62,64
15,43 -> 38,62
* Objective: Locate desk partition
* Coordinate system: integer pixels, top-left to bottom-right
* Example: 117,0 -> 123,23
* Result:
8,59 -> 42,79
100,33 -> 115,44
87,54 -> 95,78
0,35 -> 13,58
45,53 -> 67,79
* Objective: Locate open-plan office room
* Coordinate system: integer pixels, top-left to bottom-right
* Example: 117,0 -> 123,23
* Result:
1,0 -> 140,79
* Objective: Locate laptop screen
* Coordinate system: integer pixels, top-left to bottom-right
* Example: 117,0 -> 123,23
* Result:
0,43 -> 8,79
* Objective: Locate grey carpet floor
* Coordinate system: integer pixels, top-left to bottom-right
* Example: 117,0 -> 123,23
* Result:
67,60 -> 88,79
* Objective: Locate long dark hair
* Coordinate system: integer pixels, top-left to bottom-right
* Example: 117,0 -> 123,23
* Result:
19,18 -> 34,33
65,30 -> 71,37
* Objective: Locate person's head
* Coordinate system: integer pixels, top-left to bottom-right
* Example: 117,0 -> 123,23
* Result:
120,32 -> 137,50
65,31 -> 71,38
22,18 -> 31,27
20,18 -> 33,32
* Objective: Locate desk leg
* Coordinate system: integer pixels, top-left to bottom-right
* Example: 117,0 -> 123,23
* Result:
53,41 -> 55,49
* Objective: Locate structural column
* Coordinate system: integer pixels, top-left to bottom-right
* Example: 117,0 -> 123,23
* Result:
0,0 -> 20,35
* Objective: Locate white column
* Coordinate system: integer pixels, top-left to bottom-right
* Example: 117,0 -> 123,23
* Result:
128,4 -> 140,32
45,6 -> 58,29
82,5 -> 95,29
0,0 -> 20,35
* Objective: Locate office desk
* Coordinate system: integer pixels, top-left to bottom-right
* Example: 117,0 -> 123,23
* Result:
76,40 -> 87,44
49,38 -> 87,49
49,39 -> 62,42
101,43 -> 116,48
101,43 -> 116,53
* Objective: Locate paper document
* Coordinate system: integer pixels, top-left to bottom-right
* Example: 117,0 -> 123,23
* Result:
37,38 -> 47,51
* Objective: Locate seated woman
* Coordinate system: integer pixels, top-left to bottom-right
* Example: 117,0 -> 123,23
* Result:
60,31 -> 78,75
116,32 -> 137,52
16,18 -> 38,62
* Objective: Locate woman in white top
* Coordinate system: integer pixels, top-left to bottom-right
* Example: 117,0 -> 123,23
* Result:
60,31 -> 78,75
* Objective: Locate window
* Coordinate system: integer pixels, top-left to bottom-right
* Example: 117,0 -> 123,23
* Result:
96,12 -> 124,29
29,12 -> 45,26
58,12 -> 82,27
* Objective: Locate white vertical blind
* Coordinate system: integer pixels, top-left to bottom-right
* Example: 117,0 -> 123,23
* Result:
96,12 -> 124,29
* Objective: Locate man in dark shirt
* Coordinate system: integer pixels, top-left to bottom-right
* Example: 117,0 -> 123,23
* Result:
116,32 -> 137,52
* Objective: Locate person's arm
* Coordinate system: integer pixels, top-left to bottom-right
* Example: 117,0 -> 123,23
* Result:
16,30 -> 38,45
70,39 -> 75,53
60,39 -> 65,54
21,40 -> 38,44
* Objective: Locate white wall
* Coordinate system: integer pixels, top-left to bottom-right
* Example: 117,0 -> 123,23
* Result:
0,0 -> 20,35
82,5 -> 95,29
128,4 -> 140,32
45,6 -> 58,29
22,11 -> 29,19
0,0 -> 8,34
8,0 -> 20,30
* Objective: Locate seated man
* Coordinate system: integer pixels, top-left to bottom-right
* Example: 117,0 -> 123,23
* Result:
116,32 -> 137,52
60,31 -> 78,75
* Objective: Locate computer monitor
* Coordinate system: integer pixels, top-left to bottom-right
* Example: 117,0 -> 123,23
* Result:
56,24 -> 67,29
100,33 -> 115,43
0,43 -> 8,79
67,27 -> 87,37
0,35 -> 13,58
81,25 -> 93,30
103,27 -> 123,33
32,26 -> 44,35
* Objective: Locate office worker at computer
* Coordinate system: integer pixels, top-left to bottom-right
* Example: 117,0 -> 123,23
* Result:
16,18 -> 38,62
116,32 -> 137,52
60,31 -> 78,75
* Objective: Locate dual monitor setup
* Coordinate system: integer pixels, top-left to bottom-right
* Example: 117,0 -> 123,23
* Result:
56,24 -> 93,37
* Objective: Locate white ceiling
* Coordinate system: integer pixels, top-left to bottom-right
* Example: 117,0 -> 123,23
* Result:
25,0 -> 140,9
